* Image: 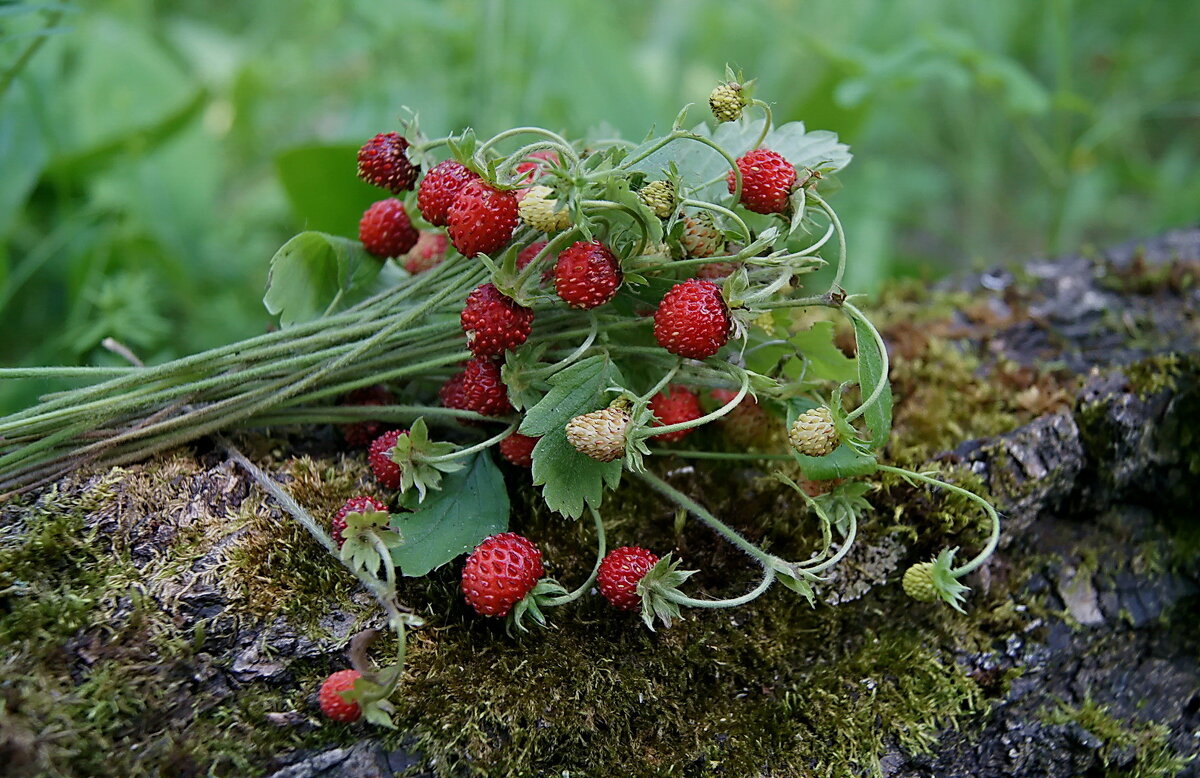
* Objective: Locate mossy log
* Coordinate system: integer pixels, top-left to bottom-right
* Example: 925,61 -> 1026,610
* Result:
2,230 -> 1198,778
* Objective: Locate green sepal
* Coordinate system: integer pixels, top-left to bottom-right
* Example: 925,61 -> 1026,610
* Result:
930,548 -> 972,613
389,418 -> 465,502
772,561 -> 821,607
338,509 -> 400,576
637,554 -> 698,631
340,676 -> 398,730
814,481 -> 873,538
507,578 -> 570,634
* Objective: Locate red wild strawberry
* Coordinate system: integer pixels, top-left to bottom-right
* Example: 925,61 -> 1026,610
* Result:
598,546 -> 660,611
517,241 -> 548,270
650,385 -> 704,442
332,495 -> 389,548
340,385 -> 393,447
403,230 -> 449,274
499,432 -> 539,467
318,669 -> 363,722
368,428 -> 409,489
357,132 -> 419,193
515,150 -> 559,183
440,358 -> 513,417
446,180 -> 518,258
727,148 -> 796,214
653,279 -> 732,359
461,532 -> 545,616
554,240 -> 622,309
358,199 -> 419,258
417,160 -> 480,226
696,261 -> 738,280
460,283 -> 534,358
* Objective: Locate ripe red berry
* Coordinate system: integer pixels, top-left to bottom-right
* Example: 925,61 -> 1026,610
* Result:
368,429 -> 409,490
649,385 -> 704,442
461,532 -> 545,617
359,199 -> 419,258
515,150 -> 559,183
498,432 -> 539,467
318,669 -> 363,722
711,388 -> 774,449
332,495 -> 389,548
696,261 -> 738,280
517,241 -> 548,271
446,180 -> 518,258
598,546 -> 660,611
554,240 -> 622,309
726,148 -> 796,214
653,279 -> 732,359
417,160 -> 480,226
460,283 -> 534,358
340,385 -> 393,447
403,230 -> 449,274
440,358 -> 513,417
357,132 -> 419,193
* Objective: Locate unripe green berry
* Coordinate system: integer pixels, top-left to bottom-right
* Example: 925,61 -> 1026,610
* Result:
639,180 -> 676,219
680,211 -> 723,259
519,185 -> 571,233
566,406 -> 631,462
902,562 -> 938,602
788,406 -> 839,457
709,83 -> 746,123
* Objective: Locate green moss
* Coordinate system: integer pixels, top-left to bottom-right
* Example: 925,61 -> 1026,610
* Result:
1123,354 -> 1182,400
1042,696 -> 1191,778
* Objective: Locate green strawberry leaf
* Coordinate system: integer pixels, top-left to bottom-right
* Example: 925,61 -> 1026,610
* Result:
389,451 -> 508,577
521,355 -> 626,519
851,314 -> 893,448
792,444 -> 878,481
263,231 -> 383,327
787,321 -> 858,383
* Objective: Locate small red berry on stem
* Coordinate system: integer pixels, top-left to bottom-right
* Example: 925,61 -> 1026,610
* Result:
653,279 -> 732,359
447,180 -> 518,258
359,199 -> 419,258
368,429 -> 409,490
598,546 -> 660,611
439,358 -> 513,417
332,496 -> 389,548
515,150 -> 559,183
403,231 -> 449,274
461,532 -> 545,616
650,386 -> 704,442
499,432 -> 539,467
357,133 -> 419,193
318,669 -> 363,722
460,283 -> 534,358
517,241 -> 548,271
727,148 -> 796,215
554,240 -> 622,310
417,160 -> 480,226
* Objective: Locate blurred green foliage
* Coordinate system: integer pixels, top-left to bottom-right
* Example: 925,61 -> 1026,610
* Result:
2,0 -> 1196,412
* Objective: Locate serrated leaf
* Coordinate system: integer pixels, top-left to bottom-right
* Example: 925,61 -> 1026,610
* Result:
530,427 -> 623,520
787,321 -> 858,383
520,355 -> 621,436
263,232 -> 382,327
851,315 -> 893,448
389,451 -> 508,577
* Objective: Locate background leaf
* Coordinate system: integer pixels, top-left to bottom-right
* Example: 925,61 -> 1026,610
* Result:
262,231 -> 382,327
390,451 -> 508,577
788,321 -> 859,383
275,144 -> 385,237
792,444 -> 878,481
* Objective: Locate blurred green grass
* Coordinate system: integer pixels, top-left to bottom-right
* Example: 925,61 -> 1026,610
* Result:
2,0 -> 1197,412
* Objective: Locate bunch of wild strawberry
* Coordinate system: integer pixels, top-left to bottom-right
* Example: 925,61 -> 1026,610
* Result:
298,74 -> 1002,722
0,68 -> 1000,728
